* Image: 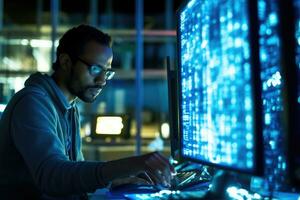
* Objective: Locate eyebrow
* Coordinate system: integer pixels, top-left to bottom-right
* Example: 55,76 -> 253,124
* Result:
91,58 -> 112,69
78,56 -> 113,70
89,60 -> 111,69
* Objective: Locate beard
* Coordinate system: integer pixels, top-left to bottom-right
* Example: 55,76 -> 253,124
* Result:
76,86 -> 102,102
69,85 -> 102,103
67,69 -> 102,103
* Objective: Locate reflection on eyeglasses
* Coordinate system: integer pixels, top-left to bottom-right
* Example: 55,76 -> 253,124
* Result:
77,57 -> 115,80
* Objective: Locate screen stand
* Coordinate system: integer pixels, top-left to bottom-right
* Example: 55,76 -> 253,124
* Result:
205,170 -> 241,199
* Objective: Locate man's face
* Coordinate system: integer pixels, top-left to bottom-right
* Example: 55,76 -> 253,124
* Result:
67,41 -> 113,102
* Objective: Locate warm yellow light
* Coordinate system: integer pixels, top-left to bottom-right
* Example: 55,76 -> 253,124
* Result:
95,116 -> 124,135
161,123 -> 170,139
21,39 -> 29,45
30,39 -> 52,48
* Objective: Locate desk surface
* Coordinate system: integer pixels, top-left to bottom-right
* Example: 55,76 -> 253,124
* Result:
89,188 -> 300,200
89,188 -> 207,200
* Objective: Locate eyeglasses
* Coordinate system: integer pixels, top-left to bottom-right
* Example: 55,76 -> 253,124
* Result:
76,57 -> 115,80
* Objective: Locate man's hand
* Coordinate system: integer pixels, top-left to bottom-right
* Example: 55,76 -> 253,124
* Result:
137,152 -> 175,187
110,175 -> 152,188
101,152 -> 174,188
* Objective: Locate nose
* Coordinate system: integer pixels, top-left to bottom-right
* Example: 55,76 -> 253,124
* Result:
94,73 -> 106,87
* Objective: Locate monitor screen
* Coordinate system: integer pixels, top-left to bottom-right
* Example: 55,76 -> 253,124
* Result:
177,0 -> 263,175
295,0 -> 300,186
290,0 -> 300,188
257,0 -> 287,189
257,0 -> 299,190
295,0 -> 300,144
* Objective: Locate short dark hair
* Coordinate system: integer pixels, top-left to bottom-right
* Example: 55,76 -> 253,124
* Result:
53,24 -> 112,71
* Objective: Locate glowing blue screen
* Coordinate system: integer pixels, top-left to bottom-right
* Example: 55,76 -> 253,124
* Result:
179,0 -> 256,171
296,0 -> 300,104
257,0 -> 286,189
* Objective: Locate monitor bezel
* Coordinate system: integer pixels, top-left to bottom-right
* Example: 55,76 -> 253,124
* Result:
176,0 -> 264,176
166,56 -> 180,159
279,0 -> 300,188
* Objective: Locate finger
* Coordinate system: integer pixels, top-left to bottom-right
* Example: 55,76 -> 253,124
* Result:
151,153 -> 171,173
144,162 -> 168,186
153,152 -> 175,173
150,168 -> 171,187
157,170 -> 171,187
143,169 -> 162,185
159,169 -> 171,187
152,153 -> 173,185
150,161 -> 171,186
144,154 -> 172,186
144,159 -> 164,185
143,152 -> 173,186
132,177 -> 153,185
137,172 -> 155,185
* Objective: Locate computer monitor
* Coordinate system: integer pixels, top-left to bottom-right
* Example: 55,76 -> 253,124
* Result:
256,0 -> 299,191
294,1 -> 300,188
256,0 -> 290,191
283,0 -> 300,189
91,114 -> 131,139
176,0 -> 300,193
177,0 -> 264,177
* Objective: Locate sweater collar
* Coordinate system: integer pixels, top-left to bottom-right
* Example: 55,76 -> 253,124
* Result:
25,72 -> 75,113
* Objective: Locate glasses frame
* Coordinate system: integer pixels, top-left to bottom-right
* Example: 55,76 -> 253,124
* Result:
76,57 -> 115,80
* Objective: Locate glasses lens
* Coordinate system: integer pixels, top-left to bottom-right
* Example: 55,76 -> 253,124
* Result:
90,65 -> 103,76
105,71 -> 115,80
89,64 -> 115,80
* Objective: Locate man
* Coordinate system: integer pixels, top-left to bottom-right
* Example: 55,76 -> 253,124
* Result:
0,24 -> 173,199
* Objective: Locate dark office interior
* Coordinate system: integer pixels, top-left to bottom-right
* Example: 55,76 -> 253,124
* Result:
0,0 -> 299,199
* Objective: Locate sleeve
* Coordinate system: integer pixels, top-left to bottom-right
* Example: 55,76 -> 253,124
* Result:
11,93 -> 107,195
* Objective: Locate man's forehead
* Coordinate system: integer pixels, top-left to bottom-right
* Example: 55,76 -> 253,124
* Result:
82,42 -> 112,59
84,41 -> 112,54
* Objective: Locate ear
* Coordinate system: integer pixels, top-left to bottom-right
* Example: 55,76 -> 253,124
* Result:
59,53 -> 73,71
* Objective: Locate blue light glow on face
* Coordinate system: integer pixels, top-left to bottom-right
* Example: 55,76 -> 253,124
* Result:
179,0 -> 255,171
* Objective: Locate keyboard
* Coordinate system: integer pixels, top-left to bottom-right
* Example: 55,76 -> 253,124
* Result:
109,161 -> 211,199
110,170 -> 210,194
171,169 -> 211,190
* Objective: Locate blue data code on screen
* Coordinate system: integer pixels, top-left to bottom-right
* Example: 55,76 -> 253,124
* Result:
179,0 -> 255,171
